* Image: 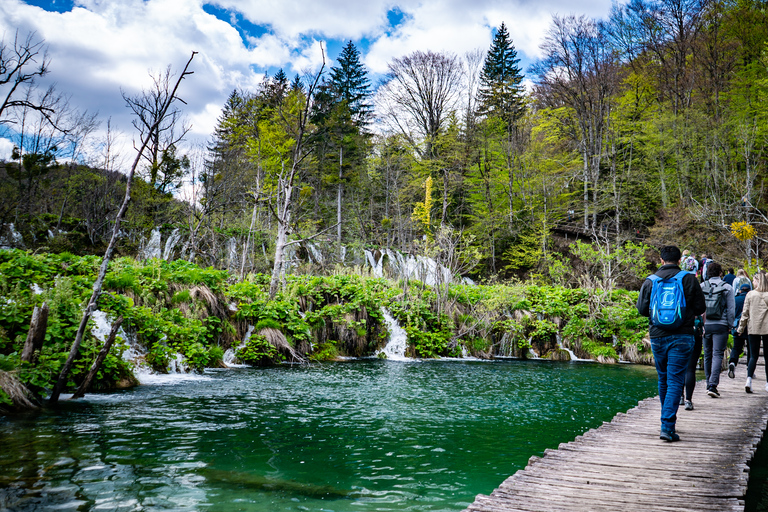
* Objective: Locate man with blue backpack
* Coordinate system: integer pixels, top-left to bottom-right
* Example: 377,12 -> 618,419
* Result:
637,245 -> 706,442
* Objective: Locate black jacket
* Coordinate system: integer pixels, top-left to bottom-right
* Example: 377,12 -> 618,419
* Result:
636,264 -> 707,338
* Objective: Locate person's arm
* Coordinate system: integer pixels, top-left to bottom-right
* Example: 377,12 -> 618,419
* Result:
637,279 -> 651,317
738,295 -> 751,335
726,286 -> 735,328
687,274 -> 707,316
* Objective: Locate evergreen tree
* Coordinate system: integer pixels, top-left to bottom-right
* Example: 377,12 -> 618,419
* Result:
291,74 -> 304,93
329,41 -> 372,125
478,22 -> 525,126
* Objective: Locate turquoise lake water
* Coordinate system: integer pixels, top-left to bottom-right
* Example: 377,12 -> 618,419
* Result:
0,360 -> 659,511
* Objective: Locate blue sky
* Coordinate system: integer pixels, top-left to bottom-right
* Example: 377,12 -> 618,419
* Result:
0,0 -> 619,164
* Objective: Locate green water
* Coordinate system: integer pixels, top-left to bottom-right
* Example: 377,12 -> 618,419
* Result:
0,360 -> 658,511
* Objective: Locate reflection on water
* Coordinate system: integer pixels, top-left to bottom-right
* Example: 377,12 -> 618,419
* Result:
0,360 -> 657,511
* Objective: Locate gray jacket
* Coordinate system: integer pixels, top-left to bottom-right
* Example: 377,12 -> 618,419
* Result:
702,277 -> 735,328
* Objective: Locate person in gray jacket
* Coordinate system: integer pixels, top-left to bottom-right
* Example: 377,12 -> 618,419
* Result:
702,262 -> 736,397
736,270 -> 768,393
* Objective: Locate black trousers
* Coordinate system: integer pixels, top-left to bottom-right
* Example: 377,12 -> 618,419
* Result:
729,331 -> 749,366
683,331 -> 703,401
747,334 -> 768,380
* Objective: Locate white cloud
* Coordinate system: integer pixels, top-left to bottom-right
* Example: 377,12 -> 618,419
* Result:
0,0 -> 619,168
0,138 -> 15,160
211,0 -> 394,40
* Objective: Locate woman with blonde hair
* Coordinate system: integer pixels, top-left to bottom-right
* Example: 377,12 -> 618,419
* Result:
733,268 -> 752,291
736,270 -> 768,392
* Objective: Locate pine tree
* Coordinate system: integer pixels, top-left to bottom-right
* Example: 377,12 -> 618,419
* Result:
478,22 -> 525,126
329,41 -> 372,125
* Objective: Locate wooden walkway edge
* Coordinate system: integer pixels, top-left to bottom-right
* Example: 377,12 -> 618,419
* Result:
465,362 -> 768,512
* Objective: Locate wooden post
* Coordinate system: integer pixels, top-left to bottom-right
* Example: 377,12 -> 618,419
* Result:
70,317 -> 123,399
20,303 -> 49,365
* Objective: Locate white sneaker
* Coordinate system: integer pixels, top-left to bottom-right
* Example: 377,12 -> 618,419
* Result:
746,377 -> 753,393
765,382 -> 768,393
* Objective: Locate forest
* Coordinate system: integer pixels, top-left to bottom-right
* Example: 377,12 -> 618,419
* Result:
1,0 -> 768,408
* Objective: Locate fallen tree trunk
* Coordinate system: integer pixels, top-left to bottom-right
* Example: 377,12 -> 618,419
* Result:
0,371 -> 39,413
21,303 -> 49,364
71,317 -> 123,399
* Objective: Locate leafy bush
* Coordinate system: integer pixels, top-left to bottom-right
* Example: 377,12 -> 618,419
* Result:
236,333 -> 282,366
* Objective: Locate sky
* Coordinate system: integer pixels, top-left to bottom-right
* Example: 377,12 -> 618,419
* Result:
0,0 -> 618,166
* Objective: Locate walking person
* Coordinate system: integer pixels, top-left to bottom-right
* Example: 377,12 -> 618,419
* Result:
681,313 -> 704,411
733,268 -> 752,291
736,271 -> 768,393
701,262 -> 735,397
637,246 -> 706,441
727,283 -> 751,379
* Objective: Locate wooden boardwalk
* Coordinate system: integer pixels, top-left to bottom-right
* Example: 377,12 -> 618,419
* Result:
465,362 -> 768,512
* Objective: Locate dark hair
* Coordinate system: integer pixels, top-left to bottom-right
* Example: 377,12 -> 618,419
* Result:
708,262 -> 723,278
729,268 -> 735,274
659,246 -> 681,263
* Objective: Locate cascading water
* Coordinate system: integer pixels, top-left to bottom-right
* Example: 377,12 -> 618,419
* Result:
556,333 -> 593,362
364,250 -> 384,278
223,325 -> 253,367
305,241 -> 324,266
162,228 -> 182,260
226,237 -> 239,271
363,247 -> 456,286
140,228 -> 162,260
376,309 -> 410,361
0,223 -> 24,249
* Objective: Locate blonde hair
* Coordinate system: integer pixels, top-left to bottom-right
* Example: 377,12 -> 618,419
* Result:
737,268 -> 750,279
754,271 -> 768,293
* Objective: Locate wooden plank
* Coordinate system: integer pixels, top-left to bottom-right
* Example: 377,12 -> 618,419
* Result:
464,362 -> 768,512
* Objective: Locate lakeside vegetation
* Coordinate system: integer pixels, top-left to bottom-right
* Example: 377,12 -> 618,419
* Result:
1,1 -> 766,412
0,249 -> 650,412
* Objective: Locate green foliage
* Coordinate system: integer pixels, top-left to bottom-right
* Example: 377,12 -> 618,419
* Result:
236,333 -> 283,366
0,388 -> 11,407
310,341 -> 339,361
404,325 -> 452,358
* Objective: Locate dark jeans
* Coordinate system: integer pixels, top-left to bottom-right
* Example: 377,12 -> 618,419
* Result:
683,332 -> 703,401
651,334 -> 694,432
704,324 -> 729,388
729,331 -> 749,366
747,334 -> 768,380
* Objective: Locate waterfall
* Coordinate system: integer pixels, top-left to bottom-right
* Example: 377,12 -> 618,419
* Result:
162,228 -> 182,260
140,228 -> 162,260
363,248 -> 455,286
0,223 -> 24,249
376,309 -> 409,361
305,241 -> 324,265
167,353 -> 189,374
226,237 -> 238,271
556,333 -> 593,362
364,250 -> 384,278
223,325 -> 253,367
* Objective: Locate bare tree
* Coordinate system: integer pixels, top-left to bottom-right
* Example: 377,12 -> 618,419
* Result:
50,52 -> 197,404
534,15 -> 619,230
267,51 -> 327,299
0,30 -> 54,125
122,66 -> 191,194
377,50 -> 465,159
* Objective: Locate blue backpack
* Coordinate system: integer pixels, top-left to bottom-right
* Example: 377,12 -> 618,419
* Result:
647,270 -> 689,329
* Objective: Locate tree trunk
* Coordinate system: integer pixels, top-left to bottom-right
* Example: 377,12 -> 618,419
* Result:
337,147 -> 343,259
21,303 -> 49,365
71,317 -> 123,399
49,52 -> 196,404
